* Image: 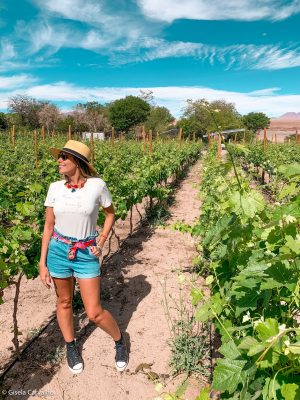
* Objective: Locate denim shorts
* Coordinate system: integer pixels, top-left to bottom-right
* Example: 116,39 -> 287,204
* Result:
46,228 -> 101,279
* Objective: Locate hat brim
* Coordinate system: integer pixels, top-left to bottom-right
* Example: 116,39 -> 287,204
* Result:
49,147 -> 98,176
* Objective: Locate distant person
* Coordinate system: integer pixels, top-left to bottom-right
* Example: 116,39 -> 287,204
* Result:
39,140 -> 128,374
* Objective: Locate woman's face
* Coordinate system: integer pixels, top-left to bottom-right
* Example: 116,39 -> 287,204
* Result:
57,152 -> 77,176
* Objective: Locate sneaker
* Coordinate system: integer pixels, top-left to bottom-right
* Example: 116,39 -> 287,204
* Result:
115,333 -> 128,372
66,341 -> 84,374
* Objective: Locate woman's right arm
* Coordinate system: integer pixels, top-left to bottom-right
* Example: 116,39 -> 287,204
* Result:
39,207 -> 55,288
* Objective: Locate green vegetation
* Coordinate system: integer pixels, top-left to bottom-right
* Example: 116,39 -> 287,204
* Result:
192,144 -> 300,399
242,112 -> 270,133
0,134 -> 201,304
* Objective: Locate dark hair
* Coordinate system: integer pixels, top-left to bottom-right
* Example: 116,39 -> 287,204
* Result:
63,154 -> 92,182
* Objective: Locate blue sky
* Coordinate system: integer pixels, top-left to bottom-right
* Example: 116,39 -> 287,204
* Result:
1,0 -> 300,117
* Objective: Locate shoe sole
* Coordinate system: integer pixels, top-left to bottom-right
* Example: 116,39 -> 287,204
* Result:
68,365 -> 83,374
115,362 -> 128,372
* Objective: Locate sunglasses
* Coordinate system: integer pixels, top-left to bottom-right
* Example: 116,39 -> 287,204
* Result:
57,152 -> 70,161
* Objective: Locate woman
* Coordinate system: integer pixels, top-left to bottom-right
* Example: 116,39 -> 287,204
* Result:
39,140 -> 128,374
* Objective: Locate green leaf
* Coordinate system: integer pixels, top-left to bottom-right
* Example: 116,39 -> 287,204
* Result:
219,340 -> 241,360
238,336 -> 259,351
285,235 -> 300,255
195,386 -> 210,400
278,163 -> 300,178
205,275 -> 214,285
191,287 -> 203,306
281,383 -> 300,400
230,190 -> 265,218
255,318 -> 279,341
212,358 -> 247,394
238,336 -> 265,357
262,377 -> 280,400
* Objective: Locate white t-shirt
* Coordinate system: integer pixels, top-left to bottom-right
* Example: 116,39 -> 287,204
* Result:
44,177 -> 112,239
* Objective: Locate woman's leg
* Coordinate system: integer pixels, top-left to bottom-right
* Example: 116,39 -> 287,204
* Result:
52,276 -> 75,342
77,276 -> 121,340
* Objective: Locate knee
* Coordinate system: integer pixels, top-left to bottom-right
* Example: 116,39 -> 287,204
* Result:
86,307 -> 104,324
57,296 -> 72,309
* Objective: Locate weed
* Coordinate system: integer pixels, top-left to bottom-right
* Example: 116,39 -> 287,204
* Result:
46,345 -> 65,365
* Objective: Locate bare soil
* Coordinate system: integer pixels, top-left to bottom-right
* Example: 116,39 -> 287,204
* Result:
258,118 -> 300,142
1,159 -> 207,400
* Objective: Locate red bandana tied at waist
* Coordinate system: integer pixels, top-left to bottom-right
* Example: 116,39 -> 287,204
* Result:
52,231 -> 96,260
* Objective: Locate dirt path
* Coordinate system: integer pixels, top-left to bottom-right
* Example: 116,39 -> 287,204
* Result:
2,159 -> 206,400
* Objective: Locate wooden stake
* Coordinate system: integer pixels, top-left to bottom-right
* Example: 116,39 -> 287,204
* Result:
178,127 -> 182,145
90,132 -> 94,164
142,126 -> 146,152
149,130 -> 153,154
263,127 -> 267,150
11,124 -> 15,147
234,133 -> 237,142
68,125 -> 71,140
111,127 -> 115,145
243,130 -> 246,142
218,134 -> 222,159
193,132 -> 196,141
34,130 -> 38,168
208,132 -> 211,147
41,125 -> 45,140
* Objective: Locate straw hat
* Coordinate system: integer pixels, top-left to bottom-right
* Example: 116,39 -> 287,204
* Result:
49,140 -> 98,176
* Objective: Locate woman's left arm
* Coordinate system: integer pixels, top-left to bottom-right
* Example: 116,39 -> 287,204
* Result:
98,204 -> 115,248
90,204 -> 115,257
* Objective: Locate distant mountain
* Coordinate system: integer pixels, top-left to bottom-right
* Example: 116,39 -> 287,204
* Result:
277,112 -> 300,120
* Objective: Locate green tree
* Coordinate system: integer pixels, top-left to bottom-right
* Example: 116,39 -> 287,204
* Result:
108,96 -> 151,133
181,98 -> 241,137
242,112 -> 270,133
0,112 -> 9,130
144,106 -> 174,133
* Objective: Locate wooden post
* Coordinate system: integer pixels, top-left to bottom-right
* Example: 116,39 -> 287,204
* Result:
263,127 -> 267,150
218,134 -> 222,159
11,124 -> 15,147
68,125 -> 71,140
193,132 -> 196,141
41,125 -> 45,140
234,133 -> 237,142
243,130 -> 246,142
149,130 -> 153,154
142,126 -> 146,152
34,130 -> 38,168
90,132 -> 94,164
178,127 -> 182,144
208,132 -> 211,147
111,127 -> 115,145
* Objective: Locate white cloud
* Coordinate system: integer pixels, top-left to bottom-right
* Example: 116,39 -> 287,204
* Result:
0,74 -> 37,89
0,39 -> 16,60
137,0 -> 300,22
1,80 -> 300,117
32,0 -> 104,24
